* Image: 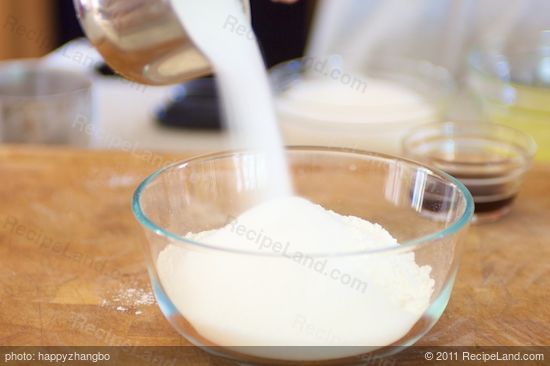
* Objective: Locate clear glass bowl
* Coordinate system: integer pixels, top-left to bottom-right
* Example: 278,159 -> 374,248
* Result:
467,41 -> 550,161
0,60 -> 92,145
403,122 -> 536,223
132,147 -> 473,364
270,57 -> 454,155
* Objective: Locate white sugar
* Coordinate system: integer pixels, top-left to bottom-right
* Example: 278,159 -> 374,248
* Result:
171,0 -> 291,198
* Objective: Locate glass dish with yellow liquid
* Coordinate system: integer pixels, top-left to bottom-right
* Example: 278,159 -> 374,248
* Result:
468,42 -> 550,161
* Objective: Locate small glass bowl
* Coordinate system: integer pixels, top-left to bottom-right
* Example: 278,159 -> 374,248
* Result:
133,147 -> 473,364
0,60 -> 93,145
467,40 -> 550,161
403,122 -> 536,223
270,56 -> 454,155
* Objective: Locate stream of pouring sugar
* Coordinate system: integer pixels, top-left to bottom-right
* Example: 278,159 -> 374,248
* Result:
172,0 -> 292,197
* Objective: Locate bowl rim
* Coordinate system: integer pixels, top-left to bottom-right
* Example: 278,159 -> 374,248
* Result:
132,146 -> 474,257
402,121 -> 538,165
0,58 -> 92,99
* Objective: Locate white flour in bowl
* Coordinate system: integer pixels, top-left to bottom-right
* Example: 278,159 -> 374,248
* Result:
157,196 -> 434,360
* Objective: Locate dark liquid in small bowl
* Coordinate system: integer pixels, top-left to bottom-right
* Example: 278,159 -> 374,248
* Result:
451,172 -> 518,216
470,194 -> 517,213
413,170 -> 520,223
404,125 -> 534,223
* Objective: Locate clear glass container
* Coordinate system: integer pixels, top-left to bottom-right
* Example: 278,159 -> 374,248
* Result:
403,122 -> 536,223
467,36 -> 550,161
270,57 -> 454,155
0,60 -> 93,145
132,147 -> 473,364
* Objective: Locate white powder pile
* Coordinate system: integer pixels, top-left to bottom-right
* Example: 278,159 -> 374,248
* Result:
157,197 -> 434,360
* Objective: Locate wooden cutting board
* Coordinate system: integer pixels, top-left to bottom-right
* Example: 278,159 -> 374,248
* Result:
0,146 -> 548,362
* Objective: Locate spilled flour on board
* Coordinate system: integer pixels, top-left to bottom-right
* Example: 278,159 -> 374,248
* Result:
101,287 -> 155,315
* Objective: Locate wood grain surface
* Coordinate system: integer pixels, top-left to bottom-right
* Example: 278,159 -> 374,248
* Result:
0,146 -> 548,363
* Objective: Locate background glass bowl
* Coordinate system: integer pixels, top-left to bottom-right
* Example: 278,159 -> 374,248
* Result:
0,60 -> 92,145
132,147 -> 473,364
270,57 -> 454,155
403,122 -> 536,223
467,42 -> 550,161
